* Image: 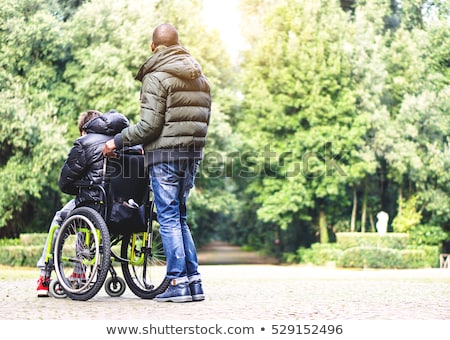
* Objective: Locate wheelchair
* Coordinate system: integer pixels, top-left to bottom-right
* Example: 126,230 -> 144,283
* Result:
46,150 -> 170,301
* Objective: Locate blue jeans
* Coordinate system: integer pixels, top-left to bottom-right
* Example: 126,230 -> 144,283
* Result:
150,159 -> 201,284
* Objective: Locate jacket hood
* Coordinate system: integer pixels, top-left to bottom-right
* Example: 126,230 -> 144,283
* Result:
135,45 -> 202,82
84,110 -> 129,136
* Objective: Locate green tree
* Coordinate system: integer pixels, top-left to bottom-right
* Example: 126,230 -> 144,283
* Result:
236,0 -> 450,256
0,88 -> 67,236
344,3 -> 388,232
2,0 -> 449,257
0,0 -> 70,111
0,0 -> 71,236
62,0 -> 240,245
378,4 -> 449,229
61,0 -> 151,138
0,0 -> 239,243
238,0 -> 369,248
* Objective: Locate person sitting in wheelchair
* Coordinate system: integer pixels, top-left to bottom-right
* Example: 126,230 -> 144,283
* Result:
36,109 -> 131,297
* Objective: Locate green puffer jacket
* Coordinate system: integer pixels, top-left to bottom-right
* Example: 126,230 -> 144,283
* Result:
114,44 -> 211,165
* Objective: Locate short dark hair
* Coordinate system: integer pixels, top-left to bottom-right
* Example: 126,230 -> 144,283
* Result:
78,110 -> 102,134
152,23 -> 179,47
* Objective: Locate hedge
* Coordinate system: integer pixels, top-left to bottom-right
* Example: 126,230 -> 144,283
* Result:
338,247 -> 403,269
297,243 -> 343,266
19,233 -> 48,246
335,232 -> 408,250
0,245 -> 42,267
296,232 -> 441,268
0,233 -> 47,267
0,233 -> 123,268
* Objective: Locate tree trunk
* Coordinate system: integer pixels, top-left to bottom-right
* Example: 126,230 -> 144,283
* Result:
361,179 -> 367,233
369,211 -> 375,232
351,185 -> 357,232
319,209 -> 329,243
398,186 -> 403,216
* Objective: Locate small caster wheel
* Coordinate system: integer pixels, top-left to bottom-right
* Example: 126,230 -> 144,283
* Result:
49,279 -> 67,299
105,276 -> 126,297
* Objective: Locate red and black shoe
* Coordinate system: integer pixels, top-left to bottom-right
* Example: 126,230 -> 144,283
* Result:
36,276 -> 50,297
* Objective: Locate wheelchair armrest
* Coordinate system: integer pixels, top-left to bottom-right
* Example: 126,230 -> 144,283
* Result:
73,180 -> 107,206
73,180 -> 97,188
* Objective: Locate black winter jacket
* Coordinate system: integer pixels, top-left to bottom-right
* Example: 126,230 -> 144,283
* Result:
59,110 -> 130,203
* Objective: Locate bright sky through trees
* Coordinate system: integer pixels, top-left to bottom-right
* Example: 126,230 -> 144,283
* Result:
202,0 -> 246,60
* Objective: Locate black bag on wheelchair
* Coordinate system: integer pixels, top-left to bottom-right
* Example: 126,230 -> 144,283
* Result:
105,150 -> 148,232
109,200 -> 146,227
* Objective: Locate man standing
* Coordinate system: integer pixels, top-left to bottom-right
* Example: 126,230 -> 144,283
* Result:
103,23 -> 211,303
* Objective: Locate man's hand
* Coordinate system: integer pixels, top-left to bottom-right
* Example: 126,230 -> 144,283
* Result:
103,139 -> 117,157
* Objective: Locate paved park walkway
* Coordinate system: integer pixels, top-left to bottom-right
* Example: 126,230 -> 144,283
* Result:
0,241 -> 449,320
197,241 -> 279,265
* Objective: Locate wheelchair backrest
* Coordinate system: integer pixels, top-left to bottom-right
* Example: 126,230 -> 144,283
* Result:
105,152 -> 148,207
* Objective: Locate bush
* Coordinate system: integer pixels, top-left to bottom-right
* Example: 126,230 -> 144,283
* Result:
0,233 -> 46,267
282,252 -> 299,264
338,247 -> 403,269
0,245 -> 41,267
22,245 -> 43,267
412,245 -> 440,267
399,249 -> 428,269
0,238 -> 20,246
392,195 -> 422,233
293,232 -> 441,268
19,233 -> 48,246
296,243 -> 440,268
408,225 -> 448,246
298,243 -> 343,266
336,232 -> 408,249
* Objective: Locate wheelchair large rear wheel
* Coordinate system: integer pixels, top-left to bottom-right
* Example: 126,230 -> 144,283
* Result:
120,226 -> 169,299
54,207 -> 111,301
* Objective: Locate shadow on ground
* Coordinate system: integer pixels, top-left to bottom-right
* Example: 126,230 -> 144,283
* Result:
197,241 -> 279,265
